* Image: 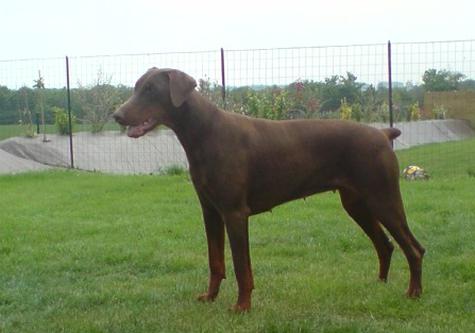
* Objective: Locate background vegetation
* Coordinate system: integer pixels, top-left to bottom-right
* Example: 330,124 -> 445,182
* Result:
1,68 -> 474,137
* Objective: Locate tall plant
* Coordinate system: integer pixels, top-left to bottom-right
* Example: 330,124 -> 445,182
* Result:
17,87 -> 35,138
33,71 -> 48,141
75,70 -> 122,133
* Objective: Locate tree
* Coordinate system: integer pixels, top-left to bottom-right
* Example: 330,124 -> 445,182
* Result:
75,70 -> 123,133
319,72 -> 363,112
33,71 -> 48,141
0,86 -> 16,123
422,69 -> 465,92
460,79 -> 475,90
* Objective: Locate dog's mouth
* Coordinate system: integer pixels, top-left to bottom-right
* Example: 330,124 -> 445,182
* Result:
126,118 -> 159,138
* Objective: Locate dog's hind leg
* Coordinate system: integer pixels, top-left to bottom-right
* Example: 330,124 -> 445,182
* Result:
339,189 -> 394,282
367,193 -> 425,298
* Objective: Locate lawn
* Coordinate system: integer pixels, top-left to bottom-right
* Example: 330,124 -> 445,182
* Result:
0,143 -> 474,332
397,137 -> 475,178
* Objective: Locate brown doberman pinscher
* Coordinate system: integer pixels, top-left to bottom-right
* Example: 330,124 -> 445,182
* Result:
113,68 -> 425,312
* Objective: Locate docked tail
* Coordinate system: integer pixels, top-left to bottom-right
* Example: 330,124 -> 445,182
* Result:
380,127 -> 401,141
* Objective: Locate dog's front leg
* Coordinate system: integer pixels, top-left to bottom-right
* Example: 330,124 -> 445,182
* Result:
197,204 -> 226,302
224,210 -> 254,312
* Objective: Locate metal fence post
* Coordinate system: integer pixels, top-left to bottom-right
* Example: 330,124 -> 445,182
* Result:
387,41 -> 394,129
65,56 -> 74,169
220,48 -> 226,110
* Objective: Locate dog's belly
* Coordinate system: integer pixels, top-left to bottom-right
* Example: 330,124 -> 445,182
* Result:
245,150 -> 348,215
247,176 -> 341,215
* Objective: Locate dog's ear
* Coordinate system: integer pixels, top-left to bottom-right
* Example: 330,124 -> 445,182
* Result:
167,70 -> 197,107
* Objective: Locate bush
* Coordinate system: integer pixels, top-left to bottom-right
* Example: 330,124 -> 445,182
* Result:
53,107 -> 75,135
432,104 -> 447,119
409,103 -> 421,121
339,98 -> 352,120
75,70 -> 122,133
161,165 -> 187,176
17,109 -> 35,138
244,89 -> 289,120
351,103 -> 362,121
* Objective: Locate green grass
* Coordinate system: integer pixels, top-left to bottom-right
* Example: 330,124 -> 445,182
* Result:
1,141 -> 474,332
397,137 -> 475,178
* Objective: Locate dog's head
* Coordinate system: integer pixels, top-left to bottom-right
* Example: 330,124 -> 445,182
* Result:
113,68 -> 197,138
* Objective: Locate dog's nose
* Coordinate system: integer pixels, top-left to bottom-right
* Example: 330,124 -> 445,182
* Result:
113,111 -> 124,124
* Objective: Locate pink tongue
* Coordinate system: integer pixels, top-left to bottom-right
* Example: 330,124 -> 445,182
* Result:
127,125 -> 145,138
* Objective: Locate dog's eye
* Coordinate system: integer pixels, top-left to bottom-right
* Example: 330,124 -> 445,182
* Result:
143,83 -> 153,93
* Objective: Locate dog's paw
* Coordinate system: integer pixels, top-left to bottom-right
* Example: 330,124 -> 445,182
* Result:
197,293 -> 217,302
230,302 -> 251,313
406,287 -> 422,298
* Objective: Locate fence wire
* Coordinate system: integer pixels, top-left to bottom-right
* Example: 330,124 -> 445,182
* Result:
0,40 -> 474,176
390,41 -> 475,176
225,44 -> 388,87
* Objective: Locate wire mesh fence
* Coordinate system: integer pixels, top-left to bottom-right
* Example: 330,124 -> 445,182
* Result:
0,40 -> 474,176
224,44 -> 388,87
390,40 -> 475,177
64,51 -> 221,173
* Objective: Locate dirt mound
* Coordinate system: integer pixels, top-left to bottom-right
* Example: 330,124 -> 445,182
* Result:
0,148 -> 52,174
0,130 -> 187,174
0,137 -> 69,167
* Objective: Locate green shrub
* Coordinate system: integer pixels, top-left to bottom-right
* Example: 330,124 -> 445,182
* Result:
351,103 -> 362,121
17,115 -> 35,138
52,107 -> 75,135
409,103 -> 421,121
339,98 -> 352,120
161,165 -> 187,176
432,104 -> 448,119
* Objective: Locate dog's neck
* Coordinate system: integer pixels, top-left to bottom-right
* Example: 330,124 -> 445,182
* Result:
166,91 -> 225,163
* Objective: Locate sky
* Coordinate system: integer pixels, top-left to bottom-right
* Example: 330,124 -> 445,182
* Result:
2,0 -> 475,60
